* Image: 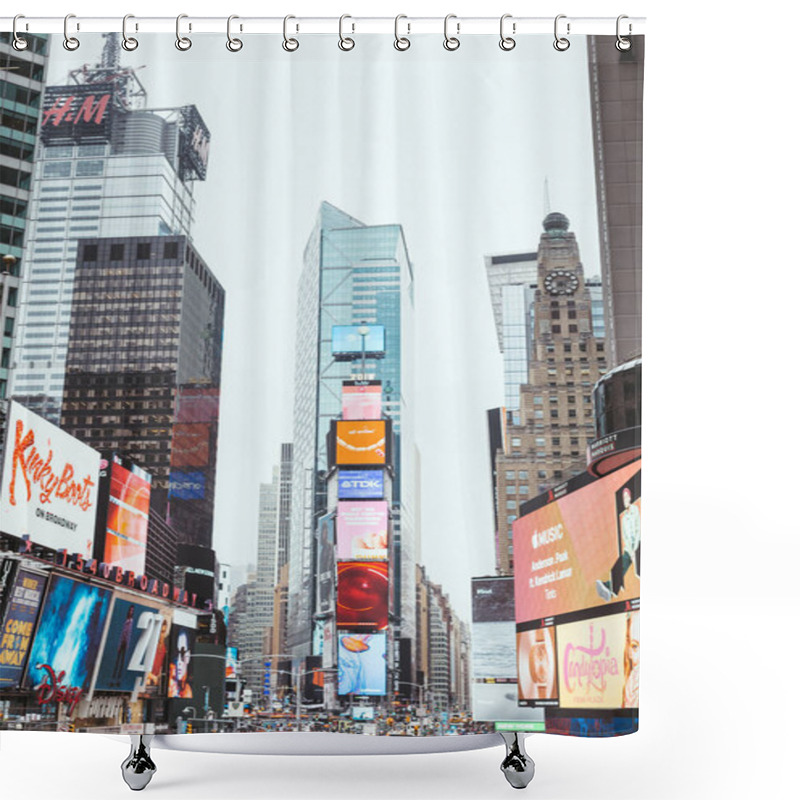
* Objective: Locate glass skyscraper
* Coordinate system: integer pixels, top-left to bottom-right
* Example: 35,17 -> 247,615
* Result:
288,201 -> 416,656
10,35 -> 208,421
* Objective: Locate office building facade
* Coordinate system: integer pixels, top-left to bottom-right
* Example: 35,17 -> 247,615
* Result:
288,202 -> 416,656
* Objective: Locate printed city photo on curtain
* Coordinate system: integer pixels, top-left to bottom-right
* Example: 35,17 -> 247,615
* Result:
0,29 -> 643,739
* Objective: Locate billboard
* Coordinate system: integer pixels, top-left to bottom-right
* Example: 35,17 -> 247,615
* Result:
337,501 -> 389,560
336,562 -> 389,630
338,633 -> 387,696
167,623 -> 196,699
317,513 -> 336,615
1,401 -> 100,558
338,469 -> 385,500
331,325 -> 386,359
40,83 -> 115,144
516,627 -> 558,702
169,471 -> 206,500
93,595 -> 167,694
170,423 -> 211,469
333,420 -> 390,467
178,104 -> 211,182
0,563 -> 47,689
342,382 -> 383,420
100,457 -> 151,574
226,647 -> 238,679
513,461 -> 641,625
25,575 -> 113,700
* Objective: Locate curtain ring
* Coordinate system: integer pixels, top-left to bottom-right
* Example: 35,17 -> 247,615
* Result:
63,13 -> 80,51
443,14 -> 460,51
615,15 -> 632,51
283,15 -> 299,52
553,14 -> 570,51
176,14 -> 192,51
339,15 -> 355,51
121,14 -> 138,51
499,14 -> 516,51
226,15 -> 243,51
394,15 -> 410,51
12,15 -> 28,51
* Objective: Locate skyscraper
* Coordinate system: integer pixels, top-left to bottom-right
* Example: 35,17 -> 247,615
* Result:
0,33 -> 49,444
493,213 -> 608,574
288,202 -> 416,656
60,234 -> 224,563
10,35 -> 209,421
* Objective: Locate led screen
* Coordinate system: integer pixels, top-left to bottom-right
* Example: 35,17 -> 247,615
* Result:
338,469 -> 385,500
342,383 -> 382,420
334,420 -> 388,466
338,633 -> 387,696
337,501 -> 389,560
336,562 -> 388,630
331,325 -> 386,356
104,461 -> 151,574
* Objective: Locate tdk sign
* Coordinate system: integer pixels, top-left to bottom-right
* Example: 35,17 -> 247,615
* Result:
338,470 -> 384,499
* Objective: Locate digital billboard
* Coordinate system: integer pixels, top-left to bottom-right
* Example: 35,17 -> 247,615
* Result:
338,469 -> 385,500
1,401 -> 100,558
168,623 -> 196,699
516,627 -> 558,702
93,595 -> 167,694
336,562 -> 389,630
342,382 -> 383,420
169,471 -> 206,500
337,501 -> 389,560
226,647 -> 238,679
0,563 -> 47,689
25,575 -> 112,699
333,420 -> 390,467
170,423 -> 211,468
331,325 -> 386,359
100,457 -> 151,575
178,104 -> 211,182
338,633 -> 387,696
317,513 -> 336,615
513,460 -> 641,624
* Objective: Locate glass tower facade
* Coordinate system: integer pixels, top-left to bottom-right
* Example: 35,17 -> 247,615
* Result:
288,202 -> 416,656
10,75 -> 204,421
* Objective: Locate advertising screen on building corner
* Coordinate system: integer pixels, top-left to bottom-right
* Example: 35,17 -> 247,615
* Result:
0,401 -> 100,559
513,460 -> 641,732
333,420 -> 389,467
103,459 -> 151,575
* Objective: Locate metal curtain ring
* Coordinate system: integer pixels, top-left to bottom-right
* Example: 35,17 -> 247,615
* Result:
338,14 -> 355,51
12,15 -> 28,50
553,14 -> 570,51
176,14 -> 192,51
616,15 -> 632,51
226,15 -> 243,51
283,15 -> 299,52
443,14 -> 460,51
63,13 -> 80,51
121,14 -> 138,51
394,15 -> 410,51
499,14 -> 516,51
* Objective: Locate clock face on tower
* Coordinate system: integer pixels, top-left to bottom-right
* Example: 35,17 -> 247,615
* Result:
544,269 -> 579,296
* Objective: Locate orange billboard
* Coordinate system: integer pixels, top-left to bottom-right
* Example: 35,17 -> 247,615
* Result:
334,420 -> 389,466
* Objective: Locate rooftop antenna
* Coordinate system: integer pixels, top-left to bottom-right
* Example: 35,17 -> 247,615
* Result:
543,177 -> 551,215
100,32 -> 121,70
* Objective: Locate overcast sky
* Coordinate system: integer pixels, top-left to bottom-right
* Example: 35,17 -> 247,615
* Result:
50,33 -> 600,620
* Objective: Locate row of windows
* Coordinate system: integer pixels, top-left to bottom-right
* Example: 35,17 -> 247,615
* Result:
0,136 -> 35,164
0,80 -> 41,110
82,240 -> 181,263
43,160 -> 104,179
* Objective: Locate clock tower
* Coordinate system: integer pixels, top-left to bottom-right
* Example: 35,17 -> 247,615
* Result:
494,212 -> 608,574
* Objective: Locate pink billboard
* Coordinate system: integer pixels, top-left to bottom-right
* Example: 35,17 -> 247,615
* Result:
342,384 -> 382,420
337,501 -> 389,561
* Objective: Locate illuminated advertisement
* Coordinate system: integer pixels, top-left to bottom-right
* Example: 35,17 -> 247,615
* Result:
176,387 -> 220,423
331,325 -> 386,358
337,501 -> 389,560
317,513 -> 336,615
333,420 -> 390,467
338,633 -> 387,696
1,401 -> 100,559
516,628 -> 558,702
101,458 -> 151,575
178,104 -> 211,182
553,612 -> 639,710
93,595 -> 167,694
471,576 -> 542,726
342,382 -> 383,420
226,647 -> 238,679
169,471 -> 206,500
25,575 -> 112,700
513,461 -> 641,624
338,469 -> 384,500
0,563 -> 47,688
336,562 -> 389,630
171,423 -> 211,468
168,623 -> 196,699
40,83 -> 115,144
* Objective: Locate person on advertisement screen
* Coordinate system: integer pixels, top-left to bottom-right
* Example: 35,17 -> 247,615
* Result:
110,605 -> 135,687
168,631 -> 193,698
622,612 -> 640,708
145,618 -> 170,692
596,486 -> 641,602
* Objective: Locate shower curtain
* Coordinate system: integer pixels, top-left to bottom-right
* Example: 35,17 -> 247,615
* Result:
0,26 -> 643,742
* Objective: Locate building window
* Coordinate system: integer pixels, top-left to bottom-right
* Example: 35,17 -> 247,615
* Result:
110,244 -> 125,261
83,245 -> 98,262
75,160 -> 104,177
552,324 -> 561,333
505,471 -> 516,480
136,242 -> 151,260
163,241 -> 179,259
569,324 -> 578,333
43,161 -> 72,178
506,500 -> 517,510
511,437 -> 521,448
538,470 -> 547,479
518,471 -> 528,480
507,485 -> 516,495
